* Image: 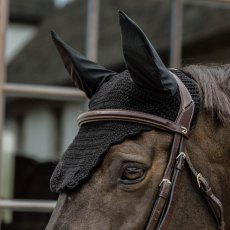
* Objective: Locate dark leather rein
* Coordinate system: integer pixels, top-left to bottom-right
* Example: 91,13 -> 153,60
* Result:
77,73 -> 225,230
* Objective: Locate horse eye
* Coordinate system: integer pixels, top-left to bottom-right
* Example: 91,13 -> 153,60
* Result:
121,166 -> 146,184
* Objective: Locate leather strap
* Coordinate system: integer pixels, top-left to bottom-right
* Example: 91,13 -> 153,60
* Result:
156,143 -> 186,230
145,74 -> 225,229
185,154 -> 225,229
78,109 -> 189,138
145,74 -> 195,229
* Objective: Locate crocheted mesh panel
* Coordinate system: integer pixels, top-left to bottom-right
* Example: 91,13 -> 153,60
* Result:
50,70 -> 200,193
171,69 -> 200,128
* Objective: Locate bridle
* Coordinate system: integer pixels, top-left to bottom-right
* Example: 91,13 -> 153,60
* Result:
78,73 -> 225,229
77,72 -> 225,230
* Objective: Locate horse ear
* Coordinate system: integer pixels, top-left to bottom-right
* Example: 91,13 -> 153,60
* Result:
119,11 -> 177,96
51,31 -> 116,98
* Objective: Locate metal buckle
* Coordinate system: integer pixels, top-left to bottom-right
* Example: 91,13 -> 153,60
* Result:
196,173 -> 202,188
159,179 -> 171,187
181,126 -> 187,135
176,152 -> 186,159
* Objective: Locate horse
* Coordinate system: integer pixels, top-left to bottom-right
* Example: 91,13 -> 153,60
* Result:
46,11 -> 230,229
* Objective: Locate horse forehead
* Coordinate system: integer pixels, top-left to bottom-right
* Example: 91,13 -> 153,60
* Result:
109,129 -> 173,155
138,129 -> 173,145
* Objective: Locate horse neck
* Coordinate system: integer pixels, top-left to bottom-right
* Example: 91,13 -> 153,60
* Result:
168,109 -> 230,229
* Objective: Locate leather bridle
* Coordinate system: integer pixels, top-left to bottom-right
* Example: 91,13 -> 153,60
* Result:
77,72 -> 225,230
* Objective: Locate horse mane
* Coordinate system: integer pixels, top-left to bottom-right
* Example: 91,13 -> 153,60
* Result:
183,64 -> 230,125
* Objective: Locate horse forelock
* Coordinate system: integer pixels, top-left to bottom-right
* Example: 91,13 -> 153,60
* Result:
183,64 -> 230,125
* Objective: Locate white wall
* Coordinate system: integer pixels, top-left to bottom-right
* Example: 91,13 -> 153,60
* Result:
6,23 -> 37,63
1,119 -> 19,223
21,105 -> 57,161
10,101 -> 86,161
60,102 -> 85,154
54,0 -> 75,8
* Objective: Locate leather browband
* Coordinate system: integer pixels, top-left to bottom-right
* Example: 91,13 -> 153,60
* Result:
78,109 -> 190,138
76,72 -> 225,230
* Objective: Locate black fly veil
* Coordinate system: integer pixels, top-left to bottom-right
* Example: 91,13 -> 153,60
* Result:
50,12 -> 199,193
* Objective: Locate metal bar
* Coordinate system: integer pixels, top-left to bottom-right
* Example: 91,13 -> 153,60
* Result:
169,0 -> 183,68
86,0 -> 100,61
3,83 -> 86,100
185,0 -> 230,8
0,0 -> 9,228
211,0 -> 230,2
0,0 -> 8,185
0,199 -> 56,212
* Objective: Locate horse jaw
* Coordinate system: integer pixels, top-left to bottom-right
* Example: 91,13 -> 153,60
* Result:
46,129 -> 171,230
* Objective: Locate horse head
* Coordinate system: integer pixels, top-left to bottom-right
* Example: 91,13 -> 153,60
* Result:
46,12 -> 230,230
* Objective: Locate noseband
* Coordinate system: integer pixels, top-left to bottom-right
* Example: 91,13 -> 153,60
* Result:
78,72 -> 225,230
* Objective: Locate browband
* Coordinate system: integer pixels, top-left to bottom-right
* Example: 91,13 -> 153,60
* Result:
78,109 -> 189,138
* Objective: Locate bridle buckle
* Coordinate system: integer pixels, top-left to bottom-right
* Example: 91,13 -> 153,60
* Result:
176,152 -> 186,159
159,179 -> 171,187
196,173 -> 202,188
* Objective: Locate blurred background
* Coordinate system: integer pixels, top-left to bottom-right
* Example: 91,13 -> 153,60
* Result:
0,0 -> 230,229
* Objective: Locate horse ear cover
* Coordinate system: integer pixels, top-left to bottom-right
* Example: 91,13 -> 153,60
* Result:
119,11 -> 177,96
49,13 -> 200,193
51,31 -> 116,98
